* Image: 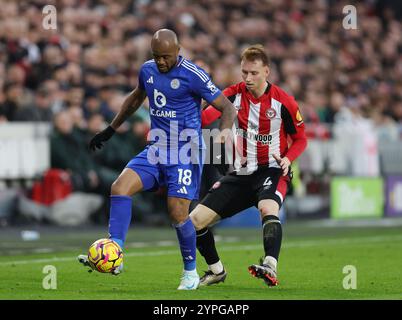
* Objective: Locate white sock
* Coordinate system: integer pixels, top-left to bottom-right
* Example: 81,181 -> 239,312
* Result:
208,261 -> 224,275
263,256 -> 277,271
184,268 -> 198,275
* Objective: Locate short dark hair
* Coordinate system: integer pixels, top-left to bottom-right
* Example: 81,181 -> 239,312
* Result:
241,45 -> 270,66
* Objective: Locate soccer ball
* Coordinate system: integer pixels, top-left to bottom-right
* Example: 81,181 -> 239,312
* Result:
87,238 -> 123,273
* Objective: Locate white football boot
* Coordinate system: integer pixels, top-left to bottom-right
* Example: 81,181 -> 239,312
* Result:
77,254 -> 95,273
111,263 -> 124,275
199,269 -> 227,286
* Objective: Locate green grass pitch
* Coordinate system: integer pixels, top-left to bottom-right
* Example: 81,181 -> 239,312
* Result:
0,221 -> 402,300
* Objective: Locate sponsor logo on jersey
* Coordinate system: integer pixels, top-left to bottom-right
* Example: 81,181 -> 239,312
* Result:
154,89 -> 166,108
170,78 -> 180,89
249,123 -> 258,131
147,76 -> 153,84
236,129 -> 272,145
150,108 -> 177,118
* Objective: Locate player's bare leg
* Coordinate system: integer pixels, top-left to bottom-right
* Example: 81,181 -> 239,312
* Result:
248,199 -> 281,286
111,168 -> 144,196
168,197 -> 200,290
190,204 -> 221,231
190,205 -> 227,286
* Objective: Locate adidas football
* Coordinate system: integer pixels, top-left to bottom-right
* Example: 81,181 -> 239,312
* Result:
87,238 -> 123,273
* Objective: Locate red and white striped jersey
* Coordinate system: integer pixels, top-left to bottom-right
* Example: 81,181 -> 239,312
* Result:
202,82 -> 307,173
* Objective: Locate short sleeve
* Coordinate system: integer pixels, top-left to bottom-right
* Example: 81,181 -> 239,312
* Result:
138,64 -> 146,90
281,96 -> 305,135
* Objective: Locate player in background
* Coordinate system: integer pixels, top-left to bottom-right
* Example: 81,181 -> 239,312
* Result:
189,58 -> 228,214
190,45 -> 307,287
78,29 -> 236,290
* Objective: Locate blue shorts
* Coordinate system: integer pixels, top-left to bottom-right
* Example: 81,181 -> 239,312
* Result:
126,145 -> 204,200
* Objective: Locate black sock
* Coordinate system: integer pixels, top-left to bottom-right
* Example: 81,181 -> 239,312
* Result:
196,228 -> 220,265
262,215 -> 282,261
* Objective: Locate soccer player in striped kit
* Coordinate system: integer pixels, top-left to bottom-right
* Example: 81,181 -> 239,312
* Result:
190,45 -> 308,287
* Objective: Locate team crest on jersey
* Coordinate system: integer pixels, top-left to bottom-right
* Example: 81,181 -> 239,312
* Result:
266,108 -> 276,119
170,79 -> 180,89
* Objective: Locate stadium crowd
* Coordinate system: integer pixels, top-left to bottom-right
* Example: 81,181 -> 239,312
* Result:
0,0 -> 401,199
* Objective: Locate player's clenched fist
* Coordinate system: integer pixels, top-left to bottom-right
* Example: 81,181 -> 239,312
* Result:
273,154 -> 291,176
89,125 -> 115,151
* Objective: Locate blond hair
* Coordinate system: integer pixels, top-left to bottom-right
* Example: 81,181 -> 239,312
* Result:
241,44 -> 270,66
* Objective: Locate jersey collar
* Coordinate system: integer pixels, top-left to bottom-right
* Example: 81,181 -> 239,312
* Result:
176,55 -> 184,67
246,81 -> 272,103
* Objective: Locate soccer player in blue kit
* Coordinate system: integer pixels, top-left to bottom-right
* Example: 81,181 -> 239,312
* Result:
78,29 -> 236,290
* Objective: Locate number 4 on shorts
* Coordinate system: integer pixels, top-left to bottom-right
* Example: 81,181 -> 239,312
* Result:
263,177 -> 272,187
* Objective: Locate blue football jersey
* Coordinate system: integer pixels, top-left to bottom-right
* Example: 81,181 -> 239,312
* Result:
138,56 -> 221,148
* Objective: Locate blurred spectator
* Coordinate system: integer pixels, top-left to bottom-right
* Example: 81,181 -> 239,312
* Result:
68,104 -> 87,131
14,86 -> 53,122
83,92 -> 102,119
1,0 -> 400,130
42,79 -> 65,114
50,110 -> 118,195
85,112 -> 148,170
390,99 -> 402,123
0,82 -> 27,121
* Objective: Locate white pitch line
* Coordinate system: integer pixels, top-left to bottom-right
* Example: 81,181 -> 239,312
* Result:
3,234 -> 402,266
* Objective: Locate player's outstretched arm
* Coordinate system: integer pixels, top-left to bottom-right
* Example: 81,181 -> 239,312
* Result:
209,93 -> 237,142
201,105 -> 222,127
89,87 -> 147,151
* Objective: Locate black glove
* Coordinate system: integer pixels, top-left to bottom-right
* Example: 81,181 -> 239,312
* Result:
89,126 -> 115,151
210,142 -> 229,176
